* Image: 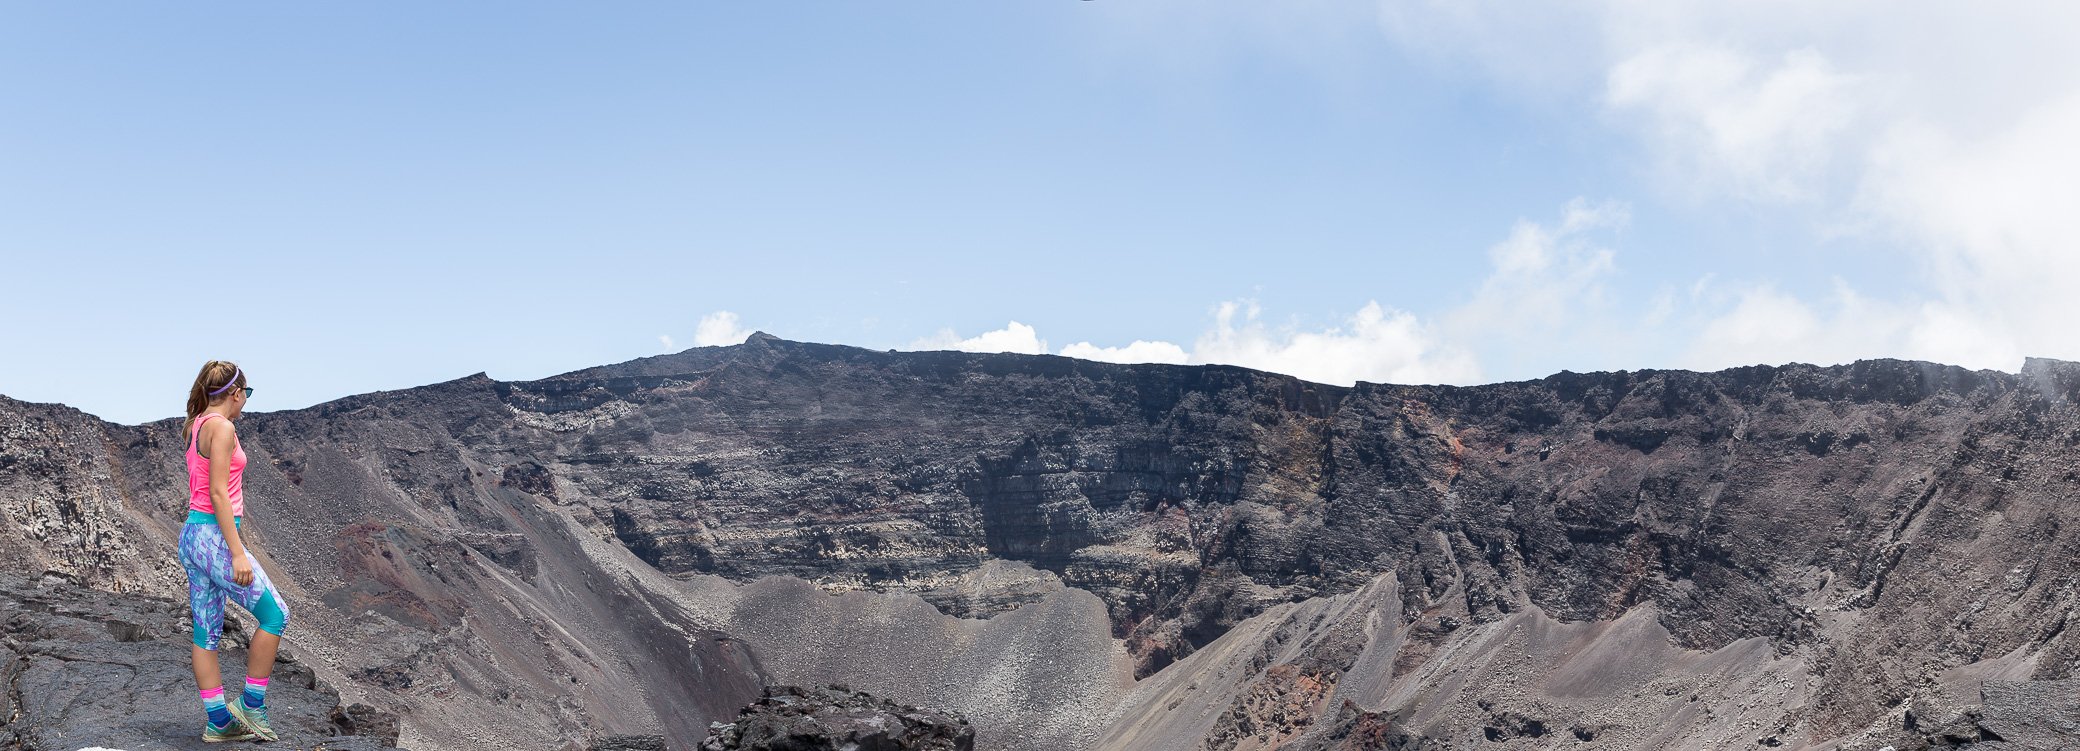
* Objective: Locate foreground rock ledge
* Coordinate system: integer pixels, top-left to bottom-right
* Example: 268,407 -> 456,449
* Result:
700,684 -> 975,751
0,571 -> 403,751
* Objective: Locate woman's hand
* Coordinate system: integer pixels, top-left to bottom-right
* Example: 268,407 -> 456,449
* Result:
232,555 -> 254,587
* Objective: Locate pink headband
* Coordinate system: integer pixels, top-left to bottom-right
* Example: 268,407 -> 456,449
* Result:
208,367 -> 243,396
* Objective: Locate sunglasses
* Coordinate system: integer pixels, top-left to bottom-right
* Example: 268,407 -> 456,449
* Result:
237,387 -> 254,399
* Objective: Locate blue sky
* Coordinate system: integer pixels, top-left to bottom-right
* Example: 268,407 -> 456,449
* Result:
6,2 -> 2076,424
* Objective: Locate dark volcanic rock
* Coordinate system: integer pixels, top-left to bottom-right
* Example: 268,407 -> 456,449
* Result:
590,735 -> 668,751
1284,701 -> 1447,751
332,701 -> 406,747
699,684 -> 975,751
551,346 -> 2080,706
8,337 -> 2080,748
1906,679 -> 2080,749
1976,679 -> 2080,747
1201,663 -> 1340,749
0,572 -> 401,751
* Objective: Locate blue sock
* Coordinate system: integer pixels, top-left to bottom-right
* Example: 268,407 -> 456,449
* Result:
243,675 -> 268,708
202,686 -> 231,727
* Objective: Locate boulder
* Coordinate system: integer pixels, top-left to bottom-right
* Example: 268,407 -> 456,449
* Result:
700,685 -> 974,751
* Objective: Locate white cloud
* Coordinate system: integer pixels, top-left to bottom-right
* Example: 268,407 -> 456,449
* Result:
658,334 -> 676,351
1369,1 -> 2080,371
908,321 -> 1050,355
1043,299 -> 1481,386
1685,281 -> 1892,369
693,311 -> 751,347
1606,45 -> 1858,202
1071,3 -> 2080,372
1190,300 -> 1480,385
1864,95 -> 2080,303
1059,339 -> 1190,365
1450,198 -> 1624,332
944,199 -> 1623,386
910,303 -> 1480,386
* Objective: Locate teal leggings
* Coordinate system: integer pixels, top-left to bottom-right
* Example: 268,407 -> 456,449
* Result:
177,514 -> 289,649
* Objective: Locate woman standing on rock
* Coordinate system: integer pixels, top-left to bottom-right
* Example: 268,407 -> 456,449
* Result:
180,360 -> 288,742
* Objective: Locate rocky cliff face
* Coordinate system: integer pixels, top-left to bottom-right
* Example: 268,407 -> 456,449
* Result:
2,334 -> 2077,749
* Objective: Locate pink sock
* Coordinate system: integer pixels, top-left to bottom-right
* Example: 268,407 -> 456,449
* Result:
243,675 -> 269,707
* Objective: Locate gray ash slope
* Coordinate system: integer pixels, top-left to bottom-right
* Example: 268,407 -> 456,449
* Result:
2,332 -> 2077,750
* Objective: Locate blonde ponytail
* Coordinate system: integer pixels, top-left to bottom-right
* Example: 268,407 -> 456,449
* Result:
184,360 -> 247,438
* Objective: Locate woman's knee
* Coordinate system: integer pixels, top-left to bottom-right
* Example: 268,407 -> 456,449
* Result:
252,588 -> 289,635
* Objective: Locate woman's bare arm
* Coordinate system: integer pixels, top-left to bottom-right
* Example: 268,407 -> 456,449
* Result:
205,418 -> 254,585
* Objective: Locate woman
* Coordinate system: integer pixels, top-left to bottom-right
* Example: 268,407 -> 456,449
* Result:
180,360 -> 289,742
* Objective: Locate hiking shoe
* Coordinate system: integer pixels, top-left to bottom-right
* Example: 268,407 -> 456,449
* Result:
227,698 -> 280,741
202,716 -> 257,742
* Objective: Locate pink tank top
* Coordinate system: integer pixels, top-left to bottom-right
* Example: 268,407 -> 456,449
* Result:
186,413 -> 246,517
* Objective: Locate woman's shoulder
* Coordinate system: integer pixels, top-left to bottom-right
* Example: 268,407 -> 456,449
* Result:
197,413 -> 238,438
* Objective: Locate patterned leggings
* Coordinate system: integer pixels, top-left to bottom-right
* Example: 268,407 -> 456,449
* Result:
178,521 -> 290,650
